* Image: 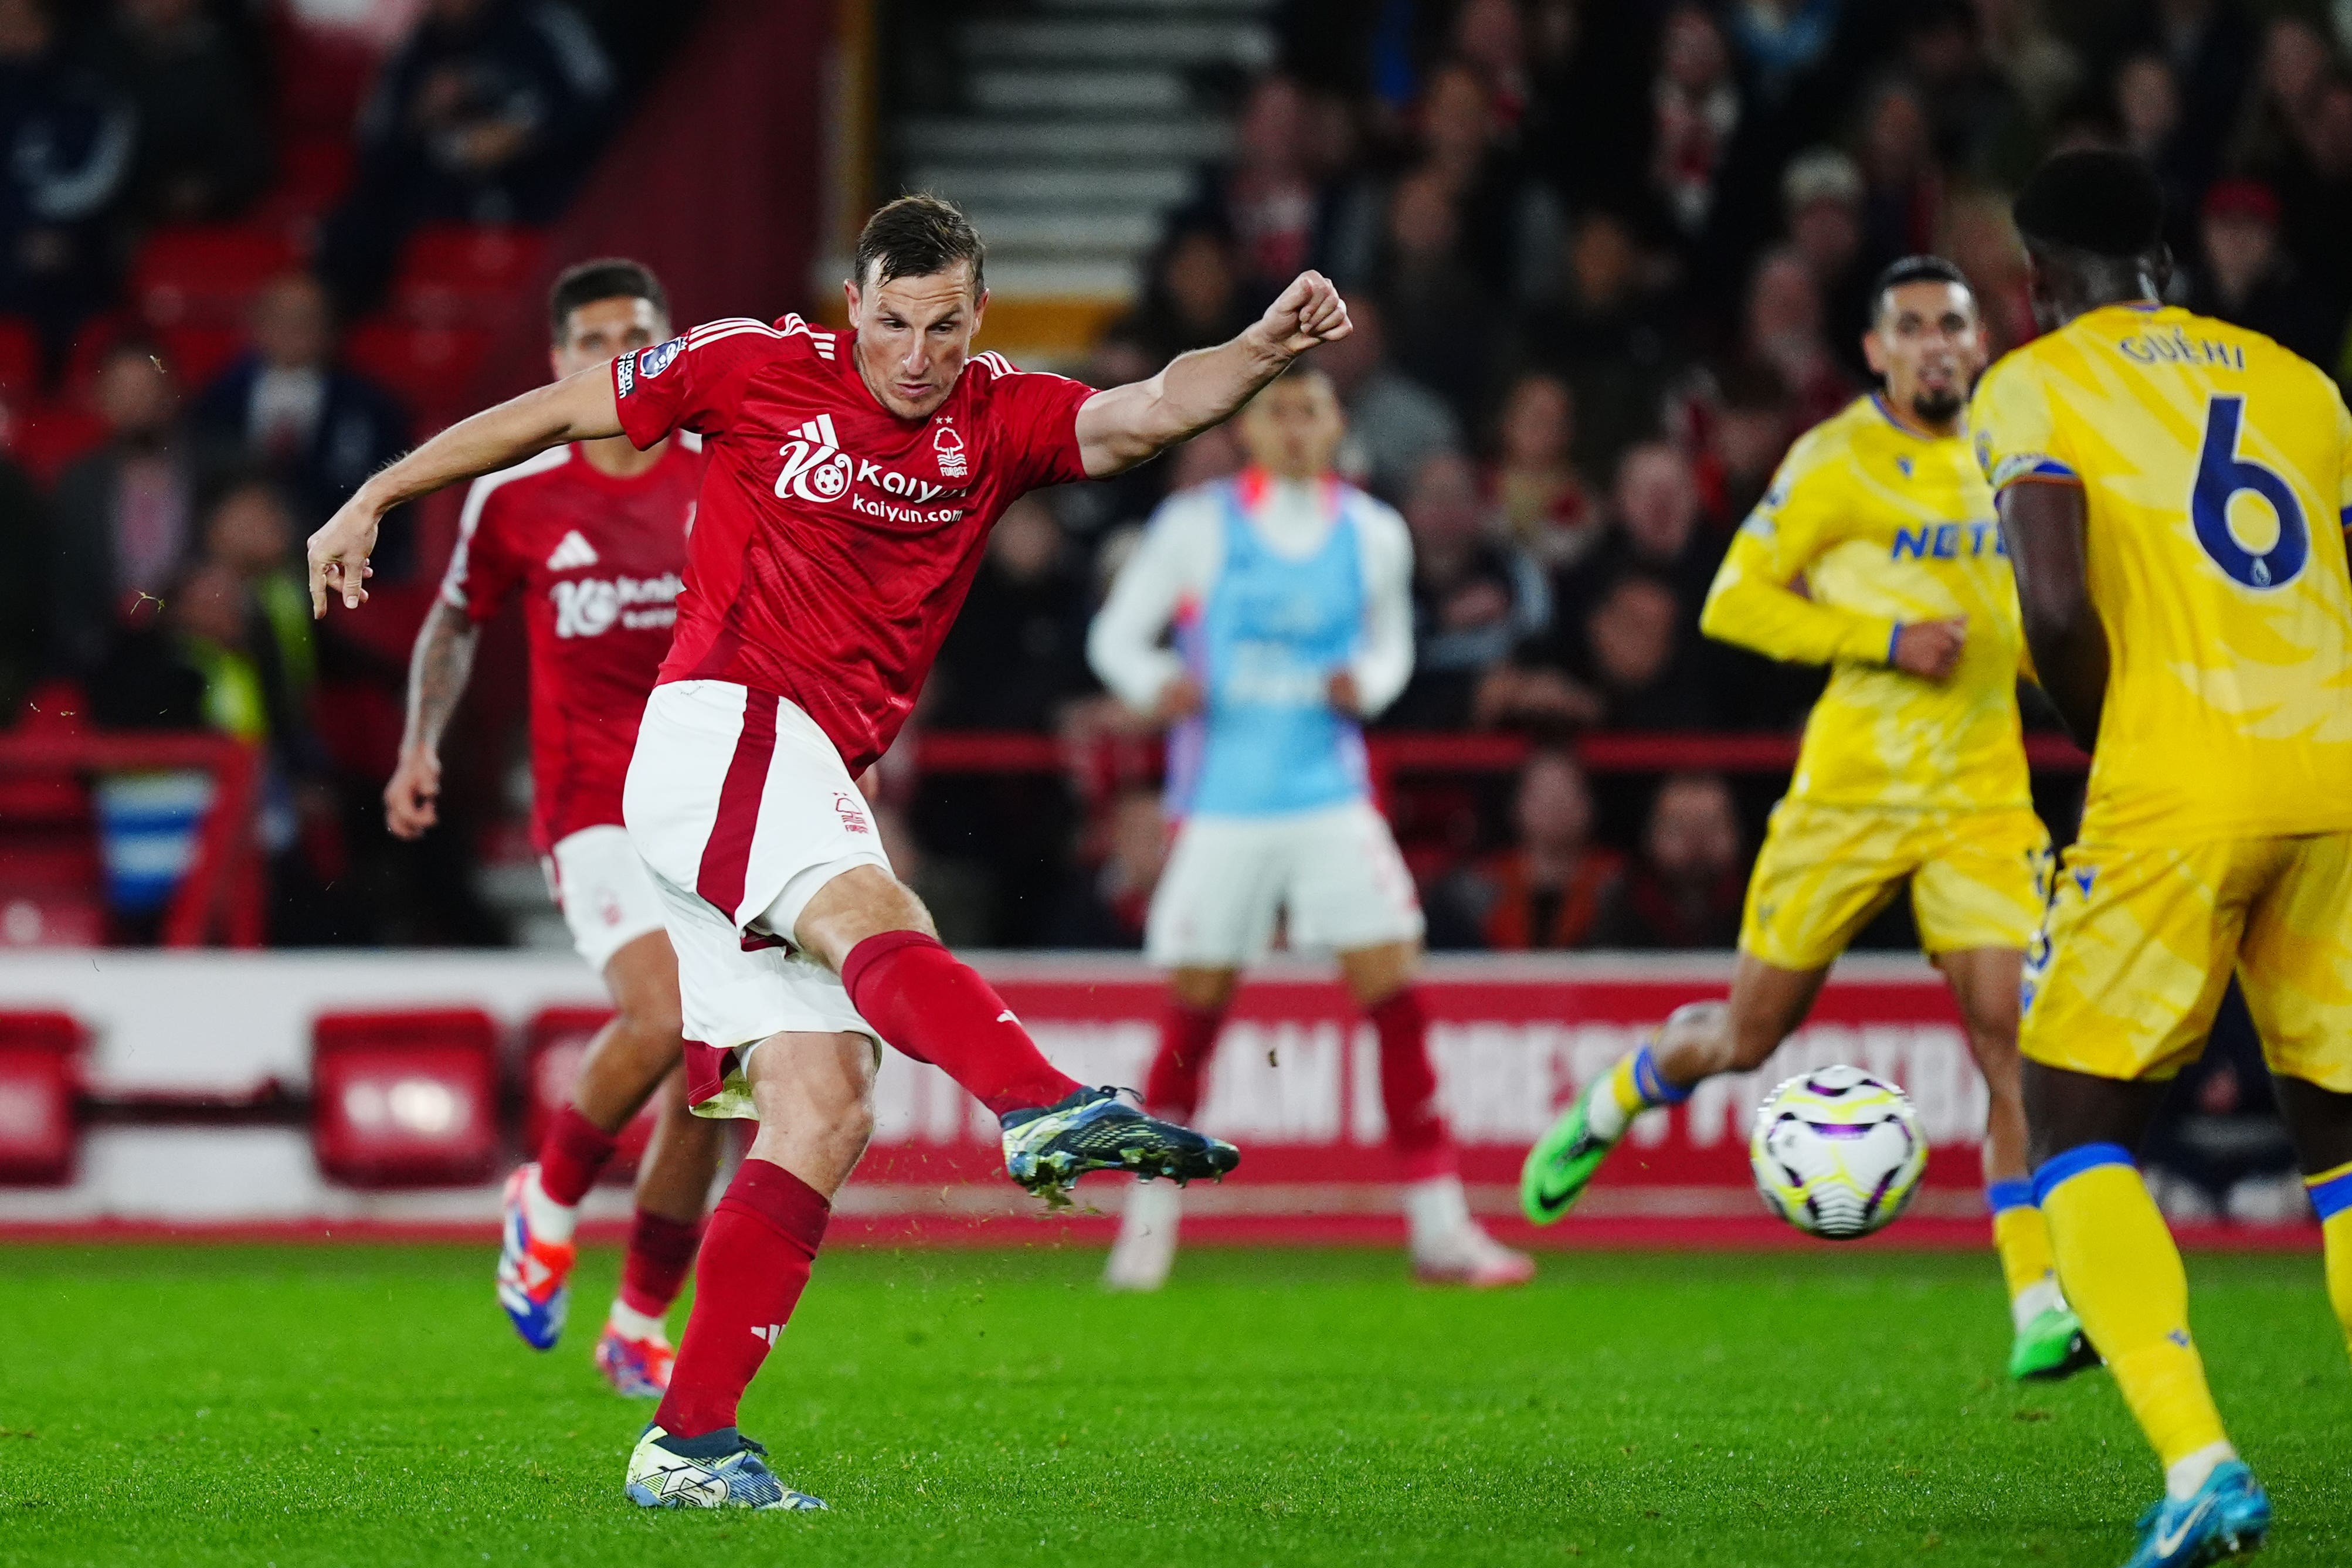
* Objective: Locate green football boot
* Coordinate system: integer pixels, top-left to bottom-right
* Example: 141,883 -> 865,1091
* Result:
2009,1304 -> 2100,1381
1520,1077 -> 1621,1225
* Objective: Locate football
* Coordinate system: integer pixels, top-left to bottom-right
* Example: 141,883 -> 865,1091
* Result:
1749,1066 -> 1928,1240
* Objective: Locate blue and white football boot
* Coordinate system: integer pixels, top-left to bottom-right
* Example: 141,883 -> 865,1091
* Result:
1001,1087 -> 1238,1205
495,1165 -> 573,1350
625,1424 -> 827,1511
2120,1460 -> 2270,1568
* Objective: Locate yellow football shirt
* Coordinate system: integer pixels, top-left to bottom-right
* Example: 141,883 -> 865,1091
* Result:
1701,393 -> 2030,812
1971,302 -> 2352,846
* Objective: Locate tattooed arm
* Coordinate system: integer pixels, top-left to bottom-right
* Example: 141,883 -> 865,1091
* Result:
384,599 -> 480,840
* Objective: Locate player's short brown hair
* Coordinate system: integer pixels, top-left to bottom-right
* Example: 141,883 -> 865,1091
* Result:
856,195 -> 986,296
548,259 -> 669,341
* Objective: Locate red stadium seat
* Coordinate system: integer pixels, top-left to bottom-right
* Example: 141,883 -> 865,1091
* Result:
131,225 -> 300,328
6,402 -> 107,485
311,1008 -> 502,1187
393,226 -> 545,329
157,324 -> 248,392
522,1007 -> 656,1184
0,1012 -> 83,1184
343,321 -> 492,428
0,316 -> 37,398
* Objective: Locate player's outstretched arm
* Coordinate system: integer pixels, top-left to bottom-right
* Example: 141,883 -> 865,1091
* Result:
384,599 -> 480,840
1074,270 -> 1351,477
307,364 -> 625,615
1998,479 -> 2107,745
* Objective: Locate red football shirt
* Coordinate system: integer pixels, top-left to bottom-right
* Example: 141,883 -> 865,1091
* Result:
439,437 -> 704,850
610,314 -> 1095,772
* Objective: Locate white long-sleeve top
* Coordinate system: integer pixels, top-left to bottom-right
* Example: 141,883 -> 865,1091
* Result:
1087,474 -> 1416,718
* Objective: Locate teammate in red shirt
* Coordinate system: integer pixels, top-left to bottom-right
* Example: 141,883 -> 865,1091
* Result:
383,260 -> 719,1399
311,195 -> 1351,1511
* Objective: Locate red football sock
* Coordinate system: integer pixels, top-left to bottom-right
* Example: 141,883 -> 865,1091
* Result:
617,1208 -> 705,1319
653,1159 -> 829,1439
1370,987 -> 1456,1182
1145,1001 -> 1224,1120
840,931 -> 1082,1117
536,1105 -> 620,1207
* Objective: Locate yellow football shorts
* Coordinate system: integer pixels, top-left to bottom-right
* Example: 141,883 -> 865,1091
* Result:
2020,831 -> 2352,1090
1740,800 -> 2052,971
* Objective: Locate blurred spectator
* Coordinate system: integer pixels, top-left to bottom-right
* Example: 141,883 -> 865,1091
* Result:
1484,370 -> 1597,569
1523,209 -> 1674,474
1739,246 -> 1855,427
0,447 -> 45,719
929,497 -> 1093,732
1372,167 -> 1492,426
1726,0 -> 1842,107
1117,220 -> 1259,367
1974,0 -> 2080,123
0,0 -> 136,362
1451,0 -> 1531,128
2265,72 -> 2352,311
1387,451 -> 1547,728
1576,572 -> 1725,729
1780,148 -> 1871,375
1323,294 -> 1462,503
1046,788 -> 1166,949
1590,771 -> 1744,948
1566,440 -> 1719,622
1903,0 -> 2028,179
1182,74 -> 1333,298
320,0 -> 614,311
2110,0 -> 2256,202
1648,4 -> 1742,243
199,476 -> 315,708
192,273 -> 413,544
1413,60 -> 1561,302
1855,79 -> 1944,270
2185,179 -> 2343,369
1430,747 -> 1623,951
2230,13 -> 2332,176
1692,359 -> 1798,530
48,340 -> 198,676
93,0 -> 270,223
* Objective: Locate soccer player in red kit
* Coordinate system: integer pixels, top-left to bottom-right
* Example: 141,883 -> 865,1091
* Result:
384,259 -> 721,1398
308,195 -> 1351,1511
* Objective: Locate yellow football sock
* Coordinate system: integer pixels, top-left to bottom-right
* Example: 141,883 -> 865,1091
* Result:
1605,1054 -> 1649,1121
2305,1160 -> 2352,1360
2039,1149 -> 2229,1469
1987,1179 -> 2060,1322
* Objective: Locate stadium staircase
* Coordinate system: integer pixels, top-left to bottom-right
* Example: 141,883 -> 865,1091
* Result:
890,0 -> 1278,361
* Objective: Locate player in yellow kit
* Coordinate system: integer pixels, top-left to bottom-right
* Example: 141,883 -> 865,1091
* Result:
1520,256 -> 2093,1382
1978,150 -> 2352,1568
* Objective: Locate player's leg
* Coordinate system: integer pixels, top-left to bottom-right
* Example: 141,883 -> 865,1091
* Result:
802,865 -> 1239,1196
1106,815 -> 1279,1288
629,1028 -> 870,1511
1523,953 -> 1828,1223
2024,840 -> 2270,1560
1936,945 -> 2091,1380
2236,828 -> 2352,1366
596,1065 -> 726,1398
1911,807 -> 2086,1374
1335,937 -> 1533,1286
1523,801 -> 1892,1223
500,829 -> 679,1350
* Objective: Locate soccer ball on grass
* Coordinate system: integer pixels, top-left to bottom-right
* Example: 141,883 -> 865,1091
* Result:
1748,1065 -> 1926,1240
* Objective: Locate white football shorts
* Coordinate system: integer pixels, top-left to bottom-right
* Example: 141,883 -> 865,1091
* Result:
623,680 -> 891,1118
1145,799 -> 1425,968
543,823 -> 667,974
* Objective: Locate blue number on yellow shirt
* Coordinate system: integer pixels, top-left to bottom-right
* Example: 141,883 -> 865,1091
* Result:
2192,395 -> 2307,589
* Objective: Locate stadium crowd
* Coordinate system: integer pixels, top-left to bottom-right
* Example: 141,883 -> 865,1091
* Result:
0,0 -> 2346,1031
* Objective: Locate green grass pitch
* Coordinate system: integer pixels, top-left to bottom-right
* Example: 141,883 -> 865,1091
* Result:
2,1242 -> 2347,1567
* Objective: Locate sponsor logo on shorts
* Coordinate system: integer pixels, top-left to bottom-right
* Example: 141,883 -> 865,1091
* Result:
832,790 -> 872,835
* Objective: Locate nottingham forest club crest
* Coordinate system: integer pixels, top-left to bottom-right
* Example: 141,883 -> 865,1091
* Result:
934,420 -> 968,478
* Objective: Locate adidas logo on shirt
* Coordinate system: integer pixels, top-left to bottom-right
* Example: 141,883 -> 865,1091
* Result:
545,531 -> 600,571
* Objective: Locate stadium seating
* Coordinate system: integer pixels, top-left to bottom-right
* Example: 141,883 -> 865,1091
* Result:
522,1007 -> 657,1185
130,226 -> 302,331
310,1008 -> 502,1187
0,1012 -> 84,1185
